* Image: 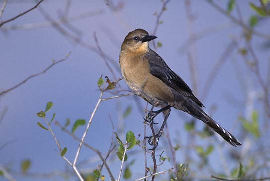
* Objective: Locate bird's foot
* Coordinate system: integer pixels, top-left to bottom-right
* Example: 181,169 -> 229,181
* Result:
145,131 -> 163,150
144,110 -> 158,124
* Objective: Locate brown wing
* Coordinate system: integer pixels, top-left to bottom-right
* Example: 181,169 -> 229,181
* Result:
145,49 -> 204,107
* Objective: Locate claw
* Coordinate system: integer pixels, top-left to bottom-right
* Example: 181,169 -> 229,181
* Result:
144,110 -> 158,123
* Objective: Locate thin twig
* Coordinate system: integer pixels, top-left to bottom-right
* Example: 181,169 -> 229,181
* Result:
202,40 -> 237,100
144,119 -> 148,181
93,32 -> 118,80
0,0 -> 8,18
73,92 -> 103,166
0,165 -> 16,181
136,168 -> 174,181
0,0 -> 45,28
185,0 -> 198,95
164,125 -> 179,179
117,142 -> 128,181
55,121 -> 116,181
151,0 -> 171,49
0,53 -> 70,97
101,93 -> 132,101
2,10 -> 103,31
212,175 -> 270,181
39,8 -> 120,75
206,0 -> 270,40
42,119 -> 82,180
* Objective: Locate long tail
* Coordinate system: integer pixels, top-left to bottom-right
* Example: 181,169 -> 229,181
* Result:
177,99 -> 241,146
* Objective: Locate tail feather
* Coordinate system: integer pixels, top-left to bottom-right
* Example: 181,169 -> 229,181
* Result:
177,99 -> 241,146
202,113 -> 241,146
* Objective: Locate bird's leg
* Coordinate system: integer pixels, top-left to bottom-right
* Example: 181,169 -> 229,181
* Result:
144,105 -> 171,124
146,106 -> 171,150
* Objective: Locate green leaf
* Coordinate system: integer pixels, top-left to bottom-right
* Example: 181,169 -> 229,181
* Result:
61,147 -> 67,157
72,119 -> 86,133
227,0 -> 235,13
21,159 -> 31,173
195,146 -> 204,156
174,144 -> 181,151
117,149 -> 127,161
0,170 -> 3,176
115,132 -> 123,145
126,131 -> 136,149
45,101 -> 53,112
252,110 -> 258,122
237,163 -> 245,178
123,167 -> 132,179
157,41 -> 163,48
123,106 -> 132,119
231,163 -> 245,178
93,169 -> 100,179
50,113 -> 56,123
262,0 -> 270,5
205,145 -> 214,156
97,76 -> 104,87
239,111 -> 260,138
238,48 -> 248,56
185,121 -> 195,131
249,15 -> 258,27
64,118 -> 70,128
37,122 -> 48,130
249,2 -> 268,16
37,111 -> 46,118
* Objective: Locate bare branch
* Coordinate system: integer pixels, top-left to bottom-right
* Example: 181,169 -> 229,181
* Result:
117,142 -> 127,181
212,175 -> 270,181
0,0 -> 8,18
202,40 -> 237,100
151,0 -> 171,49
206,0 -> 270,40
0,165 -> 16,181
185,0 -> 199,95
136,168 -> 174,181
0,53 -> 70,97
0,0 -> 45,28
73,92 -> 103,166
101,93 -> 132,101
55,121 -> 116,181
2,10 -> 103,31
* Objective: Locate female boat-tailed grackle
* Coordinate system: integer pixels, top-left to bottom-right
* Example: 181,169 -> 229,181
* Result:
119,29 -> 241,148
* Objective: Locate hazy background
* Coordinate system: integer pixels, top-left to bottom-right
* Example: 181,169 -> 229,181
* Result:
0,0 -> 269,180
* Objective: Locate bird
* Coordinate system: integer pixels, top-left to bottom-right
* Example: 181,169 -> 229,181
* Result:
119,28 -> 241,148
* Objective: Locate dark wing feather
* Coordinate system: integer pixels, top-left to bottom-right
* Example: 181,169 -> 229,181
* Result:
145,49 -> 204,107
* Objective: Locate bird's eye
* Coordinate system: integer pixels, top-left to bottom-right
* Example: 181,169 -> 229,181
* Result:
133,36 -> 139,41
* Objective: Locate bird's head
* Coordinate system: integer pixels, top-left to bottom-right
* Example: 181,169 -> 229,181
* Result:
121,29 -> 157,54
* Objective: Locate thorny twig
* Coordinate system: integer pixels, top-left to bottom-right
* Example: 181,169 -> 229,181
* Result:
0,0 -> 45,28
0,53 -> 70,97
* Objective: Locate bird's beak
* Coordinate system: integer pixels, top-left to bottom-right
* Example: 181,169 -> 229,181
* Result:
141,35 -> 157,42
